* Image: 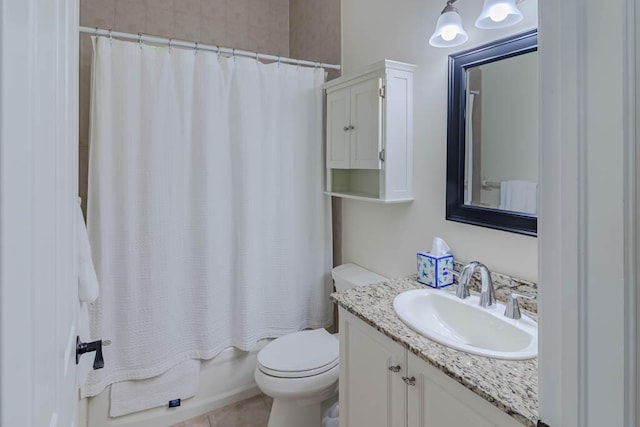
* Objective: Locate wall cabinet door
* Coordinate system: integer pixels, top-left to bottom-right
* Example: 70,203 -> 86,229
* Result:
339,310 -> 407,427
326,77 -> 382,170
326,88 -> 351,168
407,352 -> 522,427
349,77 -> 383,169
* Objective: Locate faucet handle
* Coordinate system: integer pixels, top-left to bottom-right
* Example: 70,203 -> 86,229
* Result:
504,293 -> 535,319
444,268 -> 459,278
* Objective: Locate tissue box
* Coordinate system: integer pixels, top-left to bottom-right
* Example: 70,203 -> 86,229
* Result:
417,252 -> 454,288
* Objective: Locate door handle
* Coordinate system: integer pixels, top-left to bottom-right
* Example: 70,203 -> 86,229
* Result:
76,336 -> 110,370
402,376 -> 416,386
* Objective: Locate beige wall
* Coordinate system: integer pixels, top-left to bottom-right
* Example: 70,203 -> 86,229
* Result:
79,0 -> 291,212
289,0 -> 342,266
341,0 -> 539,282
290,0 -> 341,80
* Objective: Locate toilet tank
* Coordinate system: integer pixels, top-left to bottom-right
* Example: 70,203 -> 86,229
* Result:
331,263 -> 387,292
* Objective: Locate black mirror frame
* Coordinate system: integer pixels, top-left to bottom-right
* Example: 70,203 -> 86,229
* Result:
446,29 -> 538,237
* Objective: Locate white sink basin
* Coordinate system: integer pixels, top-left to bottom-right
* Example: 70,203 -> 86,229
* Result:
393,288 -> 537,360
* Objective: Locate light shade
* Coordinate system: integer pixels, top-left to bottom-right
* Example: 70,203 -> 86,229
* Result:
429,6 -> 469,48
475,0 -> 523,29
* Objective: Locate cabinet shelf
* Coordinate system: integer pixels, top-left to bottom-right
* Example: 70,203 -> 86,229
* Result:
324,191 -> 414,204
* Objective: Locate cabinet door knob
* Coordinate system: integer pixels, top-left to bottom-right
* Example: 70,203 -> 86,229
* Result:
402,376 -> 416,386
388,365 -> 401,373
343,126 -> 350,131
349,125 -> 355,130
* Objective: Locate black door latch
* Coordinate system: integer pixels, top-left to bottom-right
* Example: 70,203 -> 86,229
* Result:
76,336 -> 110,370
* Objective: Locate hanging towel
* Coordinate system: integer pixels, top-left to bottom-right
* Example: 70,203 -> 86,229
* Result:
499,180 -> 537,214
109,360 -> 201,417
77,200 -> 99,303
76,198 -> 100,387
76,302 -> 94,388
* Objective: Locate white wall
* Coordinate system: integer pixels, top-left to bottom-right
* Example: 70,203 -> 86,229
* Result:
481,52 -> 539,183
341,0 -> 538,282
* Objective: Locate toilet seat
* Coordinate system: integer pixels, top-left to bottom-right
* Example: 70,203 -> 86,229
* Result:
257,329 -> 339,379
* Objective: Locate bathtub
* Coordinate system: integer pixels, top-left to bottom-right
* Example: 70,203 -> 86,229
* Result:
79,341 -> 270,427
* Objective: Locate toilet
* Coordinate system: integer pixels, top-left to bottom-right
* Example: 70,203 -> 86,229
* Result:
254,263 -> 387,427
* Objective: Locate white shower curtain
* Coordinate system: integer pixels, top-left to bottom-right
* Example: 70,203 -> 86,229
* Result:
83,37 -> 332,398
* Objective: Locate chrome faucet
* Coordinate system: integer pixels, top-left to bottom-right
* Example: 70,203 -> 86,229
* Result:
456,261 -> 496,308
453,261 -> 478,300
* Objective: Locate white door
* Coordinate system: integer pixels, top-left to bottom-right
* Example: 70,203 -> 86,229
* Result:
326,87 -> 352,168
0,1 -> 80,426
350,77 -> 383,170
339,309 -> 407,427
406,353 -> 521,427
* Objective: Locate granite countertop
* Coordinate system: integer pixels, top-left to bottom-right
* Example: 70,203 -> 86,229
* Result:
331,276 -> 538,427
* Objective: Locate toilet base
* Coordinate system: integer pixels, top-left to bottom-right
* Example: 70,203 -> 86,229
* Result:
267,399 -> 322,427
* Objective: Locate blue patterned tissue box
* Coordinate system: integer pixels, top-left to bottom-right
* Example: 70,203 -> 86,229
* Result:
417,252 -> 454,288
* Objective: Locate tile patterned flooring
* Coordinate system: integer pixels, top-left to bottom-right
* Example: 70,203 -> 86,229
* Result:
173,394 -> 272,427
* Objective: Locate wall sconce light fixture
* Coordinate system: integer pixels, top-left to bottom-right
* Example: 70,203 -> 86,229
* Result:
429,1 -> 469,48
429,0 -> 526,48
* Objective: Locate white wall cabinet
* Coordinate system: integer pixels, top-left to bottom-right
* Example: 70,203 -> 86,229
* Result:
325,60 -> 415,203
339,309 -> 523,427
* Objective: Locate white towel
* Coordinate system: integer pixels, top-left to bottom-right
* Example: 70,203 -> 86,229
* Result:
109,360 -> 200,417
77,201 -> 99,303
499,180 -> 537,214
76,302 -> 94,388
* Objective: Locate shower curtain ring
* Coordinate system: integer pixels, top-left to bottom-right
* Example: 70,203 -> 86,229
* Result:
277,56 -> 281,67
94,27 -> 99,36
168,38 -> 173,51
138,33 -> 143,48
255,52 -> 259,62
194,42 -> 199,54
108,29 -> 113,44
216,46 -> 221,59
232,48 -> 236,62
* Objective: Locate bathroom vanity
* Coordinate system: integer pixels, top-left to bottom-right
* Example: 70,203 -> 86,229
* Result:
332,277 -> 538,427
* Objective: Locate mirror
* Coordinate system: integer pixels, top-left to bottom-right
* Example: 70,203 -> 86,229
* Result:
446,30 -> 538,236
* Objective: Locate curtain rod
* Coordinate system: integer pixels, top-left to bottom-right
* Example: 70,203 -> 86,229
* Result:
79,26 -> 341,71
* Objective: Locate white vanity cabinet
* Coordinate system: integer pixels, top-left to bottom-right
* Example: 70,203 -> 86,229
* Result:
339,308 -> 407,427
339,309 -> 524,427
325,60 -> 415,203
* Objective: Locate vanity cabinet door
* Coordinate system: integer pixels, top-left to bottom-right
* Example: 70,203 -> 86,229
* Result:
339,309 -> 407,427
406,352 -> 522,427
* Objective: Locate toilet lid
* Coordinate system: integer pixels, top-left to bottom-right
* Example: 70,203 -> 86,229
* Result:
258,329 -> 339,378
